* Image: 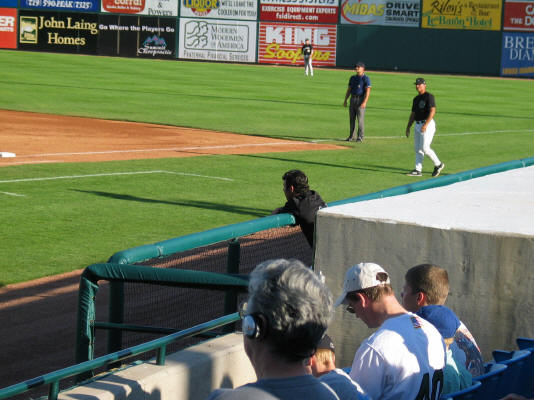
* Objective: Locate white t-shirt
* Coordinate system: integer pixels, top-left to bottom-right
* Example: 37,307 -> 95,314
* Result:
349,313 -> 446,400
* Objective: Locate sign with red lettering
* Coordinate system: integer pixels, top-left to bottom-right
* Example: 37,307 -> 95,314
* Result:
504,0 -> 534,31
101,0 -> 178,15
0,8 -> 17,49
260,0 -> 338,24
258,22 -> 336,65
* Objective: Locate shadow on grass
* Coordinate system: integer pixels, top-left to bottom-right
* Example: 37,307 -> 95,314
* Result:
72,190 -> 270,217
235,153 -> 409,174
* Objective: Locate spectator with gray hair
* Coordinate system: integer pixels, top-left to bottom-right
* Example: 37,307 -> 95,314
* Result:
205,258 -> 337,400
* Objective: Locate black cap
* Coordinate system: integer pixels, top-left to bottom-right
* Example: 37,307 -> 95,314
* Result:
415,77 -> 426,85
356,61 -> 365,68
317,334 -> 335,353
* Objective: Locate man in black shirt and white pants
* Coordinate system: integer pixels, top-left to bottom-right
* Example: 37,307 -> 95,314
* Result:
302,39 -> 313,76
405,78 -> 445,177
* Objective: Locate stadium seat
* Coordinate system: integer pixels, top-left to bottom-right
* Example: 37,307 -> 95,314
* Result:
491,349 -> 531,398
440,380 -> 482,400
472,363 -> 507,400
516,338 -> 534,397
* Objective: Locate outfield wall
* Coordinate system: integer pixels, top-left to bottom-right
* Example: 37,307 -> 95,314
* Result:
0,0 -> 533,77
315,165 -> 534,369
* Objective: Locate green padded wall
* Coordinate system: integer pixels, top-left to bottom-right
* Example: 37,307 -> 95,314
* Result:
337,25 -> 502,76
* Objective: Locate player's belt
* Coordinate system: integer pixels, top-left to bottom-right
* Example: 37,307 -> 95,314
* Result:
415,120 -> 426,123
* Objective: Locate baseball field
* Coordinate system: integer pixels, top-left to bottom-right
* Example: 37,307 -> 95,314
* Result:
1,49 -> 533,287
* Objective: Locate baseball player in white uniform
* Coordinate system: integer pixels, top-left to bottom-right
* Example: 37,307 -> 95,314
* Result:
405,77 -> 444,177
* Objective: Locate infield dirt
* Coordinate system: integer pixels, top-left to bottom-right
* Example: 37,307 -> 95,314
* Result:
0,110 -> 336,391
0,110 -> 342,166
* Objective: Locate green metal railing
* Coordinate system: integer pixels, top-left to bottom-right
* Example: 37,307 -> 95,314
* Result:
3,156 -> 533,400
79,155 -> 534,368
0,312 -> 241,400
75,263 -> 250,374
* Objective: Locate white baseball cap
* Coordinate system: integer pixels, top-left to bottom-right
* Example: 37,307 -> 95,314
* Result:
334,262 -> 391,307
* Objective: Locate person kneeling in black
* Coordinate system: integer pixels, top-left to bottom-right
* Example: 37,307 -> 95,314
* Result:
272,169 -> 326,248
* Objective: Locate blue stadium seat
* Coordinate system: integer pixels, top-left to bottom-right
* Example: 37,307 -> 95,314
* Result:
491,349 -> 531,398
516,338 -> 534,397
440,380 -> 482,400
472,363 -> 507,400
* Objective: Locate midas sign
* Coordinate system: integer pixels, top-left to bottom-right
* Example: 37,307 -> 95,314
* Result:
342,0 -> 384,17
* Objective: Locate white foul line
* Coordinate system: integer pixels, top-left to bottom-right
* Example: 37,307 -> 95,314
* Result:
310,128 -> 534,142
0,170 -> 234,184
0,191 -> 26,197
21,142 -> 311,158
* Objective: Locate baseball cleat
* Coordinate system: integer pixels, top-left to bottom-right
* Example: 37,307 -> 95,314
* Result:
406,170 -> 422,177
432,163 -> 445,177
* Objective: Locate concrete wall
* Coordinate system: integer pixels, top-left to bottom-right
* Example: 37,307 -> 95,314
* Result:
314,167 -> 534,369
59,333 -> 256,400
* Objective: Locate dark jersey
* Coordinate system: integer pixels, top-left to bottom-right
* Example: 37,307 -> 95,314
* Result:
412,92 -> 436,121
348,74 -> 371,97
272,190 -> 326,247
302,44 -> 313,57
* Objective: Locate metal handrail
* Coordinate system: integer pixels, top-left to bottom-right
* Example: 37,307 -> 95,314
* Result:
0,313 -> 241,400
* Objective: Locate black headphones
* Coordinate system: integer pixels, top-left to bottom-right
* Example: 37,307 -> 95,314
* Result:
242,314 -> 264,339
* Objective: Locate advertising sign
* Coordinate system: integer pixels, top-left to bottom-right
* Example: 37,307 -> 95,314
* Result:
504,0 -> 534,31
101,0 -> 178,16
181,0 -> 258,20
98,14 -> 176,58
0,8 -> 17,49
501,31 -> 534,76
18,10 -> 98,53
340,0 -> 419,26
260,0 -> 338,24
178,18 -> 257,62
258,22 -> 336,66
421,0 -> 502,30
20,0 -> 100,13
1,0 -> 19,6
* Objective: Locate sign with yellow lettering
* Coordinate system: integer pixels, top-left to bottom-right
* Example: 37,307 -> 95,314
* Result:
421,0 -> 502,30
340,0 -> 419,27
258,22 -> 336,66
18,10 -> 98,53
501,32 -> 534,77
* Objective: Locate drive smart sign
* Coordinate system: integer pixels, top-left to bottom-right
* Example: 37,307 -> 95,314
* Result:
258,22 -> 337,65
0,9 -> 17,49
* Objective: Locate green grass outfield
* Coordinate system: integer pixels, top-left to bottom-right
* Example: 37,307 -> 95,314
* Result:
1,50 -> 533,285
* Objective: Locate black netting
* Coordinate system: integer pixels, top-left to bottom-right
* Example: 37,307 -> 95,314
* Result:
97,226 -> 312,359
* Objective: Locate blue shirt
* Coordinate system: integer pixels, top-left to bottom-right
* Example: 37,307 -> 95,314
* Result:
348,74 -> 371,97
